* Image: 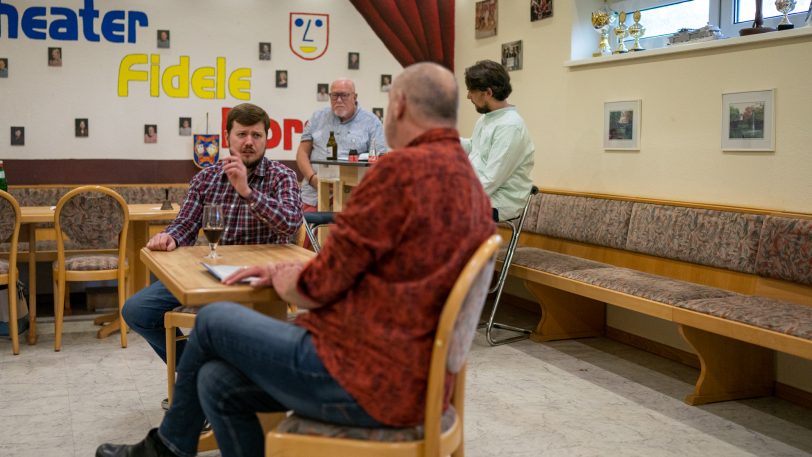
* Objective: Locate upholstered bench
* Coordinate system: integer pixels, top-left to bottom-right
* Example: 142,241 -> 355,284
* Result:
499,189 -> 812,405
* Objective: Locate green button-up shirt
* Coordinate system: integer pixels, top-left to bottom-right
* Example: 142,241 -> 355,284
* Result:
461,106 -> 535,220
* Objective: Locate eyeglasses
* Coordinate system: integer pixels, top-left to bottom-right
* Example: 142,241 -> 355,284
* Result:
329,92 -> 354,101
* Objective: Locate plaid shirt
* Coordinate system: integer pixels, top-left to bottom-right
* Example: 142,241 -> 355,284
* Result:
165,158 -> 302,246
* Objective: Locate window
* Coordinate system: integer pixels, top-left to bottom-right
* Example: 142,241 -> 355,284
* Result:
735,0 -> 811,23
610,0 -> 711,50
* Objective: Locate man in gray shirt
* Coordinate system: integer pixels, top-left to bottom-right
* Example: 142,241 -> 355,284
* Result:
296,78 -> 387,211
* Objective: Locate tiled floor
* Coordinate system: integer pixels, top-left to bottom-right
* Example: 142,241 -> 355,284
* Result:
1,309 -> 811,457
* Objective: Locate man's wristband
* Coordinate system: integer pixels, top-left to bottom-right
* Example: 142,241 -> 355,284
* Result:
307,173 -> 317,185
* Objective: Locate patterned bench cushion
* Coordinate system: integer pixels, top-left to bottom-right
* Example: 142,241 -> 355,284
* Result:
560,267 -> 735,305
755,216 -> 812,286
523,194 -> 633,249
275,406 -> 456,442
677,295 -> 812,340
508,247 -> 612,275
625,203 -> 763,274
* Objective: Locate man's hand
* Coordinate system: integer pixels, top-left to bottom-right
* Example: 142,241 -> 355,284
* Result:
223,263 -> 275,288
222,155 -> 251,198
224,261 -> 322,309
146,233 -> 177,251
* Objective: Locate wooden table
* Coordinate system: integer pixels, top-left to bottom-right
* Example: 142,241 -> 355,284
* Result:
140,243 -> 314,452
139,244 -> 314,313
311,159 -> 372,212
19,203 -> 179,343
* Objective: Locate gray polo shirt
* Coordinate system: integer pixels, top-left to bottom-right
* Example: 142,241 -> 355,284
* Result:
300,105 -> 388,206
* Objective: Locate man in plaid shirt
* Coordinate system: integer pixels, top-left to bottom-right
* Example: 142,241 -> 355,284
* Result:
122,103 -> 302,376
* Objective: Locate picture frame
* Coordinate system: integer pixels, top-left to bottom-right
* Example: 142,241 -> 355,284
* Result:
603,100 -> 641,150
721,89 -> 774,152
530,0 -> 553,21
347,52 -> 360,70
475,0 -> 498,38
259,42 -> 271,61
501,40 -> 523,71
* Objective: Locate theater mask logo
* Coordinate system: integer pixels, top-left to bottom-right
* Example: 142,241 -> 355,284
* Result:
289,13 -> 329,60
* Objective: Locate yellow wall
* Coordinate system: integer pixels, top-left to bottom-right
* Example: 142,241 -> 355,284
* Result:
455,1 -> 812,392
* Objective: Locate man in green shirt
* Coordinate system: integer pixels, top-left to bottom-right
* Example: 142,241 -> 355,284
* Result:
461,60 -> 535,221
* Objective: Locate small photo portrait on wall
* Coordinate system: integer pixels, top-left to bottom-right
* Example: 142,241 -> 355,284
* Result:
48,47 -> 62,67
372,107 -> 384,123
380,74 -> 392,92
276,70 -> 288,88
157,30 -> 170,49
0,58 -> 8,78
348,52 -> 360,70
317,83 -> 329,102
259,42 -> 272,61
179,117 -> 192,136
10,126 -> 25,146
501,40 -> 523,71
144,124 -> 158,143
75,118 -> 89,137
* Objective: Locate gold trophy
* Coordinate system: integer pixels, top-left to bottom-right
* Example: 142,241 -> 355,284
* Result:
613,11 -> 629,54
628,10 -> 646,51
591,1 -> 617,57
775,0 -> 797,30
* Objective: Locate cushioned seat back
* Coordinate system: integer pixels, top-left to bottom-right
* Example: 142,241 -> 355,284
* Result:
0,194 -> 17,246
58,190 -> 125,249
523,193 -> 633,249
625,203 -> 764,274
756,216 -> 812,286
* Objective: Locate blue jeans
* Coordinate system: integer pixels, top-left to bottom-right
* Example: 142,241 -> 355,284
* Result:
157,302 -> 381,457
121,281 -> 184,363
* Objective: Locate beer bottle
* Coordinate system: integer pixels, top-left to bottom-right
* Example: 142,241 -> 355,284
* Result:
326,131 -> 338,160
0,160 -> 7,192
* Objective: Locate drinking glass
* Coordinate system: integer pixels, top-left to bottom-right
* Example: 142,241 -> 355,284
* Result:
202,204 -> 224,259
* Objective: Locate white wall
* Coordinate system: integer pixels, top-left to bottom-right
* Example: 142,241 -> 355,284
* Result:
455,0 -> 812,392
0,0 -> 400,162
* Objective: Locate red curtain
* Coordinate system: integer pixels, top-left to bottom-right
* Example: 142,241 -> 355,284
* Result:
349,0 -> 455,71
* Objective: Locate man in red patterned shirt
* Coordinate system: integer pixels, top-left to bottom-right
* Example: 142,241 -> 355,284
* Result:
121,103 -> 302,372
98,63 -> 493,457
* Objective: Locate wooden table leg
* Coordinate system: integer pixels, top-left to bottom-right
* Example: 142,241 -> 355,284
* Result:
130,221 -> 151,296
26,224 -> 38,345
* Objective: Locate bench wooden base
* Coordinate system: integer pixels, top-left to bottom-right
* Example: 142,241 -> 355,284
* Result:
679,325 -> 774,405
524,281 -> 605,342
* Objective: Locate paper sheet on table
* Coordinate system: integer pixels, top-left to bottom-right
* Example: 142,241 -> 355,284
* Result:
201,263 -> 257,283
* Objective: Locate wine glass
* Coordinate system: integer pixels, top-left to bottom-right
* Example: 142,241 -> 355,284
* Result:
202,204 -> 224,259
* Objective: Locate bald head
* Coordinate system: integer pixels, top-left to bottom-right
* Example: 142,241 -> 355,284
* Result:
385,62 -> 459,148
392,63 -> 458,126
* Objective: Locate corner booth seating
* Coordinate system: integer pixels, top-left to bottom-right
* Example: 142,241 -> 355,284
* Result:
499,189 -> 812,406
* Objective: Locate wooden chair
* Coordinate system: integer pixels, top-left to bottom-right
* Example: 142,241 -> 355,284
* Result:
52,186 -> 129,351
265,234 -> 502,457
0,190 -> 25,355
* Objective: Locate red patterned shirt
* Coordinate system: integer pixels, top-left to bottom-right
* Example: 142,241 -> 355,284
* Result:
296,128 -> 495,426
165,158 -> 302,246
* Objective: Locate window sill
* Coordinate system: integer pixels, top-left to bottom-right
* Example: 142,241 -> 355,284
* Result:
565,26 -> 812,68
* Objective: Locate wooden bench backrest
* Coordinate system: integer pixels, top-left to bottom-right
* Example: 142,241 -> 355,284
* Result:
518,189 -> 812,307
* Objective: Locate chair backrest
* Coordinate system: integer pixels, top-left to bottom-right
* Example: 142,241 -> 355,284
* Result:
0,190 -> 21,274
422,234 -> 501,453
53,186 -> 129,260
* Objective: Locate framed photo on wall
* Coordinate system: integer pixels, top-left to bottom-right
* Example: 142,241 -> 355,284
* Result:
721,89 -> 774,151
475,0 -> 498,38
530,0 -> 553,21
501,40 -> 523,71
604,100 -> 641,150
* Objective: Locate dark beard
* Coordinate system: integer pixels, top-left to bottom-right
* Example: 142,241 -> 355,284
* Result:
476,105 -> 491,114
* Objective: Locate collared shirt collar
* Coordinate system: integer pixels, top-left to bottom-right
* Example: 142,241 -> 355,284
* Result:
406,128 -> 461,148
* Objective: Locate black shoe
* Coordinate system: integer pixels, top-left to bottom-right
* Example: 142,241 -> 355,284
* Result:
161,398 -> 169,411
201,419 -> 212,434
96,428 -> 176,457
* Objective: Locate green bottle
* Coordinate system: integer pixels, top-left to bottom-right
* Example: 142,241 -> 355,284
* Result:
326,131 -> 338,160
0,160 -> 7,192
